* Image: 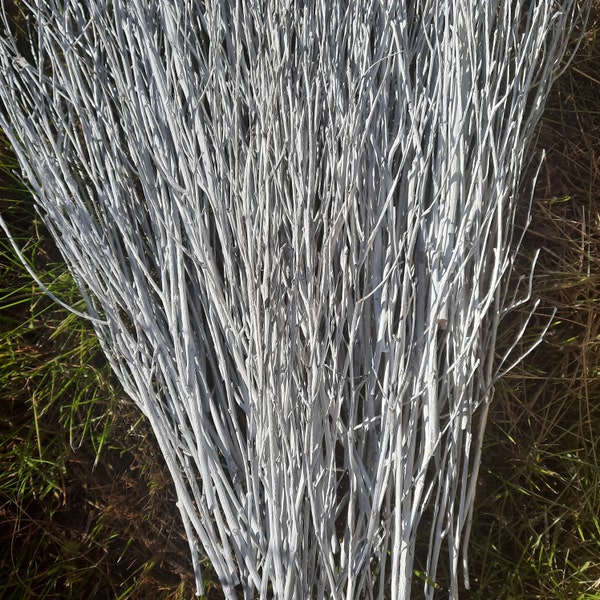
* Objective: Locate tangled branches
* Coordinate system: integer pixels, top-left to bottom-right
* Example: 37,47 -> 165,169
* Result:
0,1 -> 586,598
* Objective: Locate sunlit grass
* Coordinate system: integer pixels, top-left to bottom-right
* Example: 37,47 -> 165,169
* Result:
0,271 -> 199,597
0,138 -> 198,599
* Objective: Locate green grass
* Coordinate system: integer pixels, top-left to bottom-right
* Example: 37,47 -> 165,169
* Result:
1,10 -> 599,600
463,14 -> 600,599
0,140 -> 198,599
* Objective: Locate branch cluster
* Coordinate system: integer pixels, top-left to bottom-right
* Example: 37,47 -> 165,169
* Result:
0,1 -> 584,598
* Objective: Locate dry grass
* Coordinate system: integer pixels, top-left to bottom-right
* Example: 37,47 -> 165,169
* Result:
466,7 -> 600,599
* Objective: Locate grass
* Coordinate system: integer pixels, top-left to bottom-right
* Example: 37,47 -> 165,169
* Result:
0,6 -> 599,600
463,7 -> 600,599
0,145 -> 198,598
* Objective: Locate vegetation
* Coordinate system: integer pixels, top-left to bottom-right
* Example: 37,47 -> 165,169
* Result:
0,150 -> 198,598
0,3 -> 599,600
466,9 -> 600,599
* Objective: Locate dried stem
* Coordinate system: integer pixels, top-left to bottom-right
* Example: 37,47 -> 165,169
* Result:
0,1 -> 586,598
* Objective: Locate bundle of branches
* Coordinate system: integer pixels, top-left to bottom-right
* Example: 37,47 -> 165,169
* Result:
0,1 -> 586,598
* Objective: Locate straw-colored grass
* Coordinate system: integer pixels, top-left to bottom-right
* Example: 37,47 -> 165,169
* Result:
467,7 -> 600,598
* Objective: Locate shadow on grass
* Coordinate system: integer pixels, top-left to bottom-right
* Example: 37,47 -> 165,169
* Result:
0,141 -> 199,599
467,8 -> 600,600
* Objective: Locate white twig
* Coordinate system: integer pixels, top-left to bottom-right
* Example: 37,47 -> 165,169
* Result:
0,1 -> 586,598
